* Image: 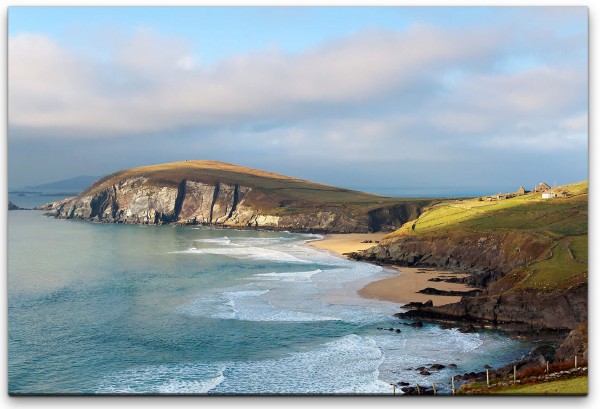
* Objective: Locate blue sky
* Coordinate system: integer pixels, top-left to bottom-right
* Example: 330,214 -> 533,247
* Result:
7,6 -> 588,195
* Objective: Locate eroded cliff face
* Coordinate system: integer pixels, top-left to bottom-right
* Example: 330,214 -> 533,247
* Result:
40,176 -> 424,233
352,232 -> 587,332
354,232 -> 554,286
396,283 -> 587,332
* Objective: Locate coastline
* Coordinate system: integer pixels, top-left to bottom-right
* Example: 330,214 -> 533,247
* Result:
307,233 -> 475,307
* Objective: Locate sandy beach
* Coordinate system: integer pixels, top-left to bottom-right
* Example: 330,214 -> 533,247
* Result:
308,233 -> 474,307
307,233 -> 388,255
358,267 -> 473,306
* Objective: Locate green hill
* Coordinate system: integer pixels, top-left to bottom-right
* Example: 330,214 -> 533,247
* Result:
385,181 -> 588,291
354,181 -> 587,335
42,160 -> 434,233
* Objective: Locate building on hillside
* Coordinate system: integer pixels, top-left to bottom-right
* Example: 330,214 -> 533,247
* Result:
496,193 -> 506,201
516,186 -> 529,196
534,182 -> 551,193
555,190 -> 568,198
542,191 -> 556,199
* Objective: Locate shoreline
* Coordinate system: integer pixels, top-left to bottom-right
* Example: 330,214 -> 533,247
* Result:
307,233 -> 475,307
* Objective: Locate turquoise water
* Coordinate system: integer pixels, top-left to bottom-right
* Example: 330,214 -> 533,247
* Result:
8,210 -> 530,395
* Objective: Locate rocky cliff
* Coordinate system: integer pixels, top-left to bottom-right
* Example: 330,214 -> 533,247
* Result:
352,182 -> 588,342
40,161 -> 433,233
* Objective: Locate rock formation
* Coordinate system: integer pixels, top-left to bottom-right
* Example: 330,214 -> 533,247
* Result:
39,161 -> 432,233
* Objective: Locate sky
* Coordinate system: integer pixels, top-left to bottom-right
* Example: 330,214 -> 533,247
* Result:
7,6 -> 589,196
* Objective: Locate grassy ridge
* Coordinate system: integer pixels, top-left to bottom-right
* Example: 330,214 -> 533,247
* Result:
385,181 -> 588,291
84,160 -> 419,207
76,160 -> 436,231
493,376 -> 588,395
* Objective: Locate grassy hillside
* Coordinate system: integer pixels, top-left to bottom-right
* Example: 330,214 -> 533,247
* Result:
384,181 -> 588,292
493,376 -> 588,395
84,160 -> 427,212
64,160 -> 438,232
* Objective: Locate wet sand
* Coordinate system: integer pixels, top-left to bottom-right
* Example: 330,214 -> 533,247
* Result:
358,266 -> 473,306
308,233 -> 473,307
307,233 -> 388,255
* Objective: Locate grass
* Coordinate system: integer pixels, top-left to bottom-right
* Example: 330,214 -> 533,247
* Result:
77,160 -> 438,229
494,376 -> 588,395
390,181 -> 588,238
384,181 -> 588,292
516,237 -> 588,290
85,160 -> 429,206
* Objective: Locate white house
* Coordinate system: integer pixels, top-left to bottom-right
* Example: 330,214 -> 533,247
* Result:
542,192 -> 556,199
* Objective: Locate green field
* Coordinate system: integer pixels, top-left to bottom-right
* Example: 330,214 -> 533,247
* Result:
494,376 -> 588,395
384,181 -> 588,291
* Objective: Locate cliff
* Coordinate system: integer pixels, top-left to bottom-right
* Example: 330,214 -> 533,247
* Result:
39,160 -> 433,233
351,181 -> 588,337
9,201 -> 24,210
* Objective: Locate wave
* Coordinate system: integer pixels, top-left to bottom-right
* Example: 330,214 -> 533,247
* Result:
211,334 -> 391,394
194,236 -> 231,244
97,335 -> 390,395
179,285 -> 339,322
97,363 -> 225,394
251,269 -> 322,282
170,246 -> 312,264
216,287 -> 338,322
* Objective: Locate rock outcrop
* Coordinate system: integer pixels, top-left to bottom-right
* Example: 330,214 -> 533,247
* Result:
352,232 -> 587,332
396,283 -> 587,332
352,232 -> 554,287
39,161 -> 432,233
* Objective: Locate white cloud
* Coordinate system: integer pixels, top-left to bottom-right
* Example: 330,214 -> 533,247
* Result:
8,25 -> 500,135
8,20 -> 587,164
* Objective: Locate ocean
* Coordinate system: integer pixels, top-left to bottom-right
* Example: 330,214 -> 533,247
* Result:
8,195 -> 531,395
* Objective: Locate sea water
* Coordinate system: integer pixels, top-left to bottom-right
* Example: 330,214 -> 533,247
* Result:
8,209 -> 530,395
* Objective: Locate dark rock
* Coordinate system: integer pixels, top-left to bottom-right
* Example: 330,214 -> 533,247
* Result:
458,324 -> 477,333
428,276 -> 459,282
8,201 -> 29,211
416,366 -> 426,371
402,321 -> 423,328
555,324 -> 587,362
483,364 -> 492,369
440,323 -> 454,330
419,370 -> 431,376
401,300 -> 433,309
430,364 -> 446,371
531,344 -> 556,360
418,287 -> 481,297
395,329 -> 402,333
448,363 -> 458,368
388,328 -> 395,331
398,381 -> 410,386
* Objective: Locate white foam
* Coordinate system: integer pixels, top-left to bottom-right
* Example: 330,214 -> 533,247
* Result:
251,269 -> 322,282
216,287 -> 338,322
194,236 -> 231,244
210,334 -> 391,394
97,363 -> 225,394
171,246 -> 311,264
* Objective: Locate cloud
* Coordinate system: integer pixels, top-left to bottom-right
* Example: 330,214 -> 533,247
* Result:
8,13 -> 588,172
7,24 -> 507,135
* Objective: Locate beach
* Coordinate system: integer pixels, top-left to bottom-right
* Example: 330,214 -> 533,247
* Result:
307,233 -> 389,254
308,233 -> 474,307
